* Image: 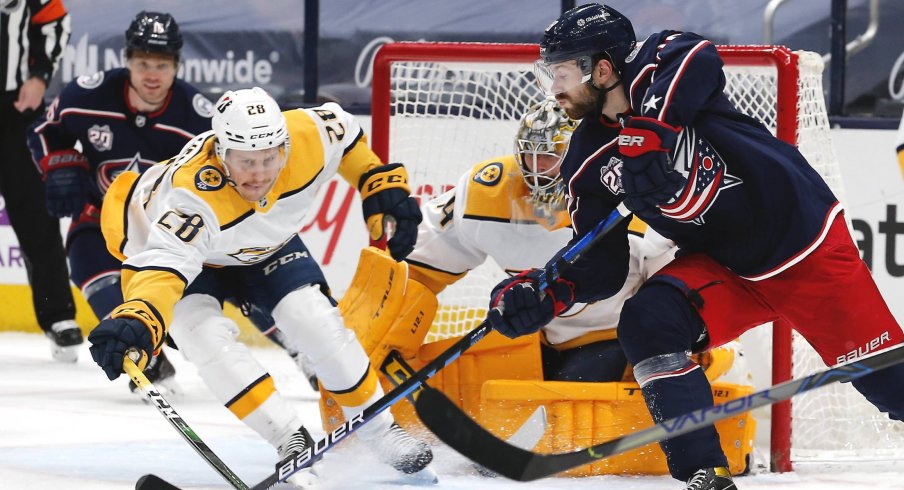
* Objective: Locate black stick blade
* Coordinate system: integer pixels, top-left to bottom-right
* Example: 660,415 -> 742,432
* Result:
415,386 -> 540,481
136,474 -> 182,490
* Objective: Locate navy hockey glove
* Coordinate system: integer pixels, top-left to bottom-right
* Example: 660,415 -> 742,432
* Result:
88,317 -> 153,381
359,163 -> 423,261
40,149 -> 90,218
617,117 -> 686,219
487,269 -> 575,339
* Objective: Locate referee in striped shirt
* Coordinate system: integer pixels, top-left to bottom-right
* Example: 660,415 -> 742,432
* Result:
1,0 -> 80,361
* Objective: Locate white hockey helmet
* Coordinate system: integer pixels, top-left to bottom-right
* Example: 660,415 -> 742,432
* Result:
212,87 -> 289,168
514,97 -> 577,205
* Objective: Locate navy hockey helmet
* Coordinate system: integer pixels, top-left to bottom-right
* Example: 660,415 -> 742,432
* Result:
536,4 -> 635,95
125,11 -> 183,60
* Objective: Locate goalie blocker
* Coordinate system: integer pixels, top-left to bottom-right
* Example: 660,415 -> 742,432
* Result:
326,247 -> 754,476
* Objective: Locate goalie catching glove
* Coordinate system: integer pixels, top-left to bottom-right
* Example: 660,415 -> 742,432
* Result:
488,268 -> 575,339
39,149 -> 91,218
617,117 -> 686,219
358,163 -> 422,261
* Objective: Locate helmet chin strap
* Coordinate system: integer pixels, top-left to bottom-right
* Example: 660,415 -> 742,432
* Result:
588,77 -> 622,121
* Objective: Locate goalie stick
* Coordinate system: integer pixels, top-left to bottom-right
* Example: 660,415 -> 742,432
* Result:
415,342 -> 904,481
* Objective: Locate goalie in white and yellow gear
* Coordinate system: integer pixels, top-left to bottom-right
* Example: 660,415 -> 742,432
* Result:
88,87 -> 433,479
327,98 -> 754,476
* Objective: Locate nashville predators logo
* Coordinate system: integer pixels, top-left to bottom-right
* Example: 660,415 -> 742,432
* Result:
195,165 -> 225,191
473,162 -> 503,186
227,246 -> 277,264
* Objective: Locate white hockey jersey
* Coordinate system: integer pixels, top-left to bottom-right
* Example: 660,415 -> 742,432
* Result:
100,103 -> 383,347
406,155 -> 675,347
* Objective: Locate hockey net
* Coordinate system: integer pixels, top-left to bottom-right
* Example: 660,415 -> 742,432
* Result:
370,42 -> 904,470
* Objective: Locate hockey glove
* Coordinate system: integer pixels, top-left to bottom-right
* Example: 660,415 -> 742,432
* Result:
88,317 -> 153,381
359,163 -> 423,261
40,149 -> 90,218
617,117 -> 686,219
487,269 -> 575,339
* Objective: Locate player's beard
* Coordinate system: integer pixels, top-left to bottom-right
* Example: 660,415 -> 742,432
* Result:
558,84 -> 605,121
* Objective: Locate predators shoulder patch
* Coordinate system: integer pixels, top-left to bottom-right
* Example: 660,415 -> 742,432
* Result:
195,165 -> 226,191
473,162 -> 503,186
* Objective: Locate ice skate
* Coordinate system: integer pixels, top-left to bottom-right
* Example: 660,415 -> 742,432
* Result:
362,422 -> 434,476
277,426 -> 323,488
686,467 -> 737,490
46,320 -> 83,363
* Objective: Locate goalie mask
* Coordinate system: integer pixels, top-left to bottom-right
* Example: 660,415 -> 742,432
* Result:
515,98 -> 577,208
212,87 -> 289,202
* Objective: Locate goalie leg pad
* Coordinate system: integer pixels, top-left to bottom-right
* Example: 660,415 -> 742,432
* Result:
339,247 -> 437,361
170,294 -> 302,447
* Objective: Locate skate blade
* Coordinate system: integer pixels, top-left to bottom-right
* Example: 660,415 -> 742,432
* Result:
50,344 -> 79,363
391,466 -> 438,486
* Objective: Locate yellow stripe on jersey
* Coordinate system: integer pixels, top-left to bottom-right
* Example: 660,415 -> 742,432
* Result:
101,170 -> 141,262
326,365 -> 380,408
627,215 -> 648,235
226,374 -> 277,420
116,266 -> 188,346
337,130 -> 383,187
408,260 -> 466,295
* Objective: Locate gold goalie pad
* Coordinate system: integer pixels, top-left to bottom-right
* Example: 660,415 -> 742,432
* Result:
320,247 -> 438,430
478,378 -> 756,477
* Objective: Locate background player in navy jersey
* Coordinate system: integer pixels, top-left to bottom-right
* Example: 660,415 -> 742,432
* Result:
488,4 -> 904,489
27,11 -> 293,395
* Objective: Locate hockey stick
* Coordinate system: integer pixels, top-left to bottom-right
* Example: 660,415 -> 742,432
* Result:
124,351 -> 249,490
415,342 -> 904,481
246,203 -> 631,488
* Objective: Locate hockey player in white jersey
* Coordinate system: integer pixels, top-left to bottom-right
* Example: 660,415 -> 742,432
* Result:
405,98 -> 674,381
86,87 -> 433,483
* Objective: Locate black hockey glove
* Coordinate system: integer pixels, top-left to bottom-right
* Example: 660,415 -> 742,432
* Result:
487,269 -> 575,339
88,317 -> 152,381
617,117 -> 686,219
40,149 -> 90,218
359,163 -> 423,261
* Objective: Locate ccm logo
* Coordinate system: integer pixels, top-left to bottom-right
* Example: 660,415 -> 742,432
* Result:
618,134 -> 646,146
250,132 -> 275,139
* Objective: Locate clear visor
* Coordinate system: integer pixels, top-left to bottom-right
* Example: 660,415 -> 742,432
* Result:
222,143 -> 288,175
533,56 -> 592,97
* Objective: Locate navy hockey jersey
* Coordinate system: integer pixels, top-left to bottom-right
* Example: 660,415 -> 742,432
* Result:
29,68 -> 212,206
559,31 -> 839,303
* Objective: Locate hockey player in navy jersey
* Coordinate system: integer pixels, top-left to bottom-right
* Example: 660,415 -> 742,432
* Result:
488,4 -> 904,489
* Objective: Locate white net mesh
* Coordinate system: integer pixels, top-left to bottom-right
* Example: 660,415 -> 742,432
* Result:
379,44 -> 904,462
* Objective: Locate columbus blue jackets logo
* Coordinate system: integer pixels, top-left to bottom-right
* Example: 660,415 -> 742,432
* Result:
660,128 -> 742,225
473,162 -> 503,186
96,153 -> 154,193
195,165 -> 226,191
